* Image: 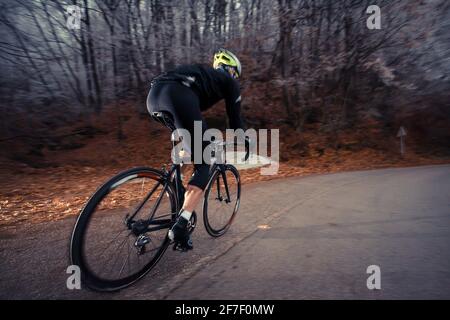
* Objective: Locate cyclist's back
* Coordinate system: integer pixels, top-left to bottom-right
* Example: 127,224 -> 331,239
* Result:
153,64 -> 240,111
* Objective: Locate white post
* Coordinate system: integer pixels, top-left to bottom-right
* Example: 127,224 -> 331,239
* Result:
397,126 -> 407,156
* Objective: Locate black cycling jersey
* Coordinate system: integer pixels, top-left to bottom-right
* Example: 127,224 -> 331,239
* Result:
151,64 -> 244,130
147,64 -> 245,190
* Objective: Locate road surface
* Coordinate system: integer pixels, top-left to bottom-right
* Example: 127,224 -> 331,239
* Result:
1,165 -> 449,299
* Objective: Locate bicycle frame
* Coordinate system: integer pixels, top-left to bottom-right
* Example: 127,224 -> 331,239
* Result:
125,137 -> 246,234
124,166 -> 177,234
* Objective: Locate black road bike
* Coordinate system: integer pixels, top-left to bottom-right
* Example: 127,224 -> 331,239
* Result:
70,111 -> 249,291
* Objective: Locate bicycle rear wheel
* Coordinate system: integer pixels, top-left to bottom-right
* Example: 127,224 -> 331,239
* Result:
70,167 -> 177,291
203,165 -> 241,237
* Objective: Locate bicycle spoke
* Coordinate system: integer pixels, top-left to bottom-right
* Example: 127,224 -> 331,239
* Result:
107,233 -> 132,278
98,228 -> 128,260
119,238 -> 133,278
140,179 -> 145,196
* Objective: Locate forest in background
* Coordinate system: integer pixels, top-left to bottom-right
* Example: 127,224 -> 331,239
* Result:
0,0 -> 449,166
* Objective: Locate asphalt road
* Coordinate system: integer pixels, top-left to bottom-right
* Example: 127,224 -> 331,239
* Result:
1,165 -> 449,299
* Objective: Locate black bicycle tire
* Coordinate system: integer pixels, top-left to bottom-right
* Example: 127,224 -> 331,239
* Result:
70,167 -> 177,292
202,165 -> 241,237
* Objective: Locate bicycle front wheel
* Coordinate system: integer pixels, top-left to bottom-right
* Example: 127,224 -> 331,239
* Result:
70,167 -> 177,291
203,165 -> 241,237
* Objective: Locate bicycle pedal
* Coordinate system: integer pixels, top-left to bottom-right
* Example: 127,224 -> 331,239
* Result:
172,241 -> 193,252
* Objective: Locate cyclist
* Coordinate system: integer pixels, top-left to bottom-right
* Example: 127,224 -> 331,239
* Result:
146,48 -> 245,251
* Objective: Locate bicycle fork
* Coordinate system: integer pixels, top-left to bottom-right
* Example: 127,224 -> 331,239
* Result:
216,166 -> 232,203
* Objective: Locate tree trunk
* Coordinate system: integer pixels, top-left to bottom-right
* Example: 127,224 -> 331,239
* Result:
83,0 -> 102,111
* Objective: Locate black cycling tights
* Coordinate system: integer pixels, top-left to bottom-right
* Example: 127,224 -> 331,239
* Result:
147,82 -> 210,190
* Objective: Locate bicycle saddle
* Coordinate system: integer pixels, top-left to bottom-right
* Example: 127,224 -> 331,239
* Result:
151,111 -> 176,132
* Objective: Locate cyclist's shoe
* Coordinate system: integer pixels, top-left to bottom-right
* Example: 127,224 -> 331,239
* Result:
168,216 -> 193,252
